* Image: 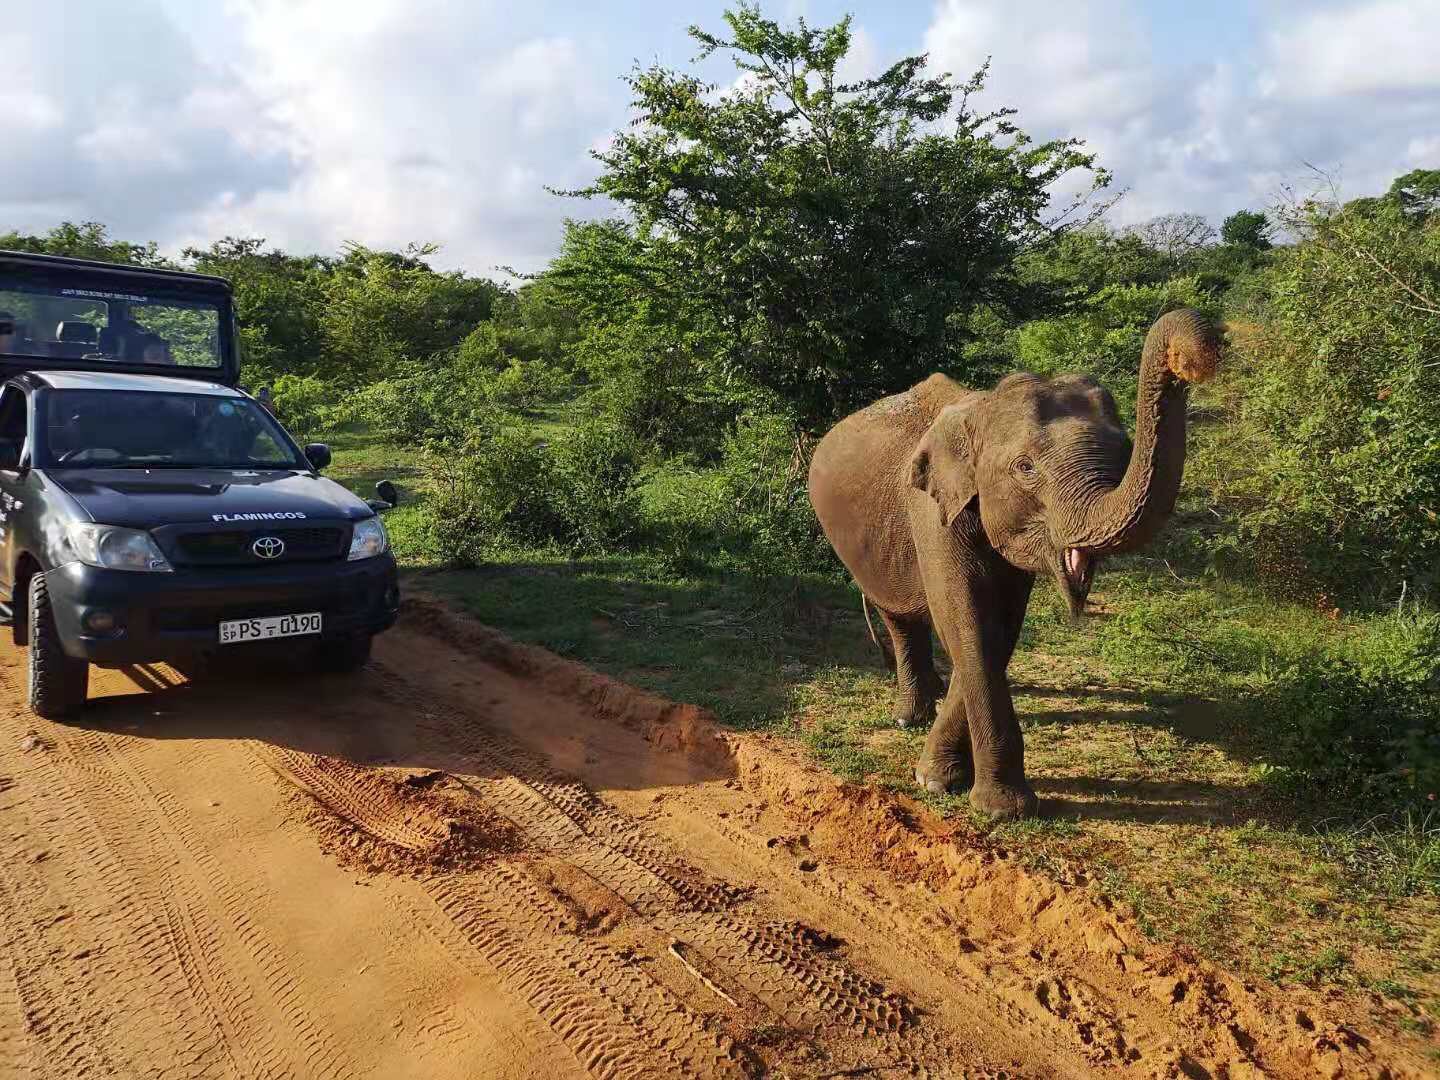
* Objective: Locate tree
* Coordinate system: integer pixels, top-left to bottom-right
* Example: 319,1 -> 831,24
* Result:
182,237 -> 331,381
1387,169 -> 1440,220
562,4 -> 1110,431
1215,192 -> 1440,598
0,221 -> 170,267
313,244 -> 504,384
1220,209 -> 1272,250
1128,213 -> 1216,265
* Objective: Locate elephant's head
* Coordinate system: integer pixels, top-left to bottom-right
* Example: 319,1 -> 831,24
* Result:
908,309 -> 1220,616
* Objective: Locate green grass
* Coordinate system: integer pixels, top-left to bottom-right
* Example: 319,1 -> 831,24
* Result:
323,427 -> 1440,1029
326,425 -> 434,560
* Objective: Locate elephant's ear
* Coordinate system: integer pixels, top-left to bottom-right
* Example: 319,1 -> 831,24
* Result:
908,403 -> 979,528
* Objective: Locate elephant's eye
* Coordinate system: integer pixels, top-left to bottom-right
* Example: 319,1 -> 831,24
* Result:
1013,457 -> 1037,478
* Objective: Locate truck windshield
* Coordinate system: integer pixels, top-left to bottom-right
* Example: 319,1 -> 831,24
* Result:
43,390 -> 306,470
0,276 -> 224,369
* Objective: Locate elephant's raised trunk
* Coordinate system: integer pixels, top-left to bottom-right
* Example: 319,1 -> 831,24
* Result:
1070,309 -> 1220,555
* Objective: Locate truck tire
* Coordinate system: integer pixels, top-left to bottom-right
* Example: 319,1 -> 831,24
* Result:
314,633 -> 372,673
27,572 -> 89,718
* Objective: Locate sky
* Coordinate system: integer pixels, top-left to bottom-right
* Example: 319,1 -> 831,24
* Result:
3,0 -> 1438,276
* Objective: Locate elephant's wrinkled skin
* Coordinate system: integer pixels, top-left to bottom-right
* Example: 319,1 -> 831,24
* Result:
808,310 -> 1220,819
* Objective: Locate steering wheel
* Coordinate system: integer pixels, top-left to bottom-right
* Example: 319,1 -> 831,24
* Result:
56,448 -> 124,465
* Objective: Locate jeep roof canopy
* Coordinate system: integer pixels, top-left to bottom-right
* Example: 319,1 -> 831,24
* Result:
0,250 -> 240,386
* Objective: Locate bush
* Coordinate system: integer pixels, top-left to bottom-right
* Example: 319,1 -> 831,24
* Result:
573,320 -> 741,460
1211,198 -> 1440,601
342,345 -> 568,448
1261,654 -> 1440,809
422,416 -> 643,563
268,374 -> 341,443
644,411 -> 830,580
715,413 -> 830,578
545,418 -> 645,550
342,366 -> 482,447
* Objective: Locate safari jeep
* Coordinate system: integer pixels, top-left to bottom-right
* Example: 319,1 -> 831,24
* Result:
0,250 -> 401,717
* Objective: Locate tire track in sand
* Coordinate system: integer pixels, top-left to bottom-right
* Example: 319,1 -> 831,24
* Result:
0,662 -> 360,1080
260,662 -> 956,1076
57,723 -> 361,1080
0,705 -> 241,1078
252,744 -> 757,1080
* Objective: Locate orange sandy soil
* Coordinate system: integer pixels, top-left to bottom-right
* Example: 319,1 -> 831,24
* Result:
0,596 -> 1429,1078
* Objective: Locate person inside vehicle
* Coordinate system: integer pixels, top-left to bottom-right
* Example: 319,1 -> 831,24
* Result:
140,335 -> 174,365
0,312 -> 18,354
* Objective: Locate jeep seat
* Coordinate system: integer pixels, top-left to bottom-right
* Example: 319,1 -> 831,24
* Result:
54,321 -> 99,359
57,321 -> 98,344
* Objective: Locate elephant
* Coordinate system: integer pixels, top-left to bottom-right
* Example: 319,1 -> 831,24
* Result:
807,309 -> 1220,820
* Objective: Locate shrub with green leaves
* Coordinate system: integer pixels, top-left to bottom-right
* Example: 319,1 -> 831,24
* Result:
422,416 -> 643,563
342,344 -> 568,449
658,411 -> 832,581
268,373 -> 341,444
1210,197 -> 1440,600
1260,650 -> 1440,809
719,413 -> 826,576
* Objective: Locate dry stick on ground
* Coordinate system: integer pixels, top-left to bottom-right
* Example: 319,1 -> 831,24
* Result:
668,939 -> 739,1008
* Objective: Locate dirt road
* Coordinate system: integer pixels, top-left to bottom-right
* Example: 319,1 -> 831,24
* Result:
0,598 -> 1420,1078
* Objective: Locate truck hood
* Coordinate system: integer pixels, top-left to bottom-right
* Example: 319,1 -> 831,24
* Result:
50,468 -> 374,529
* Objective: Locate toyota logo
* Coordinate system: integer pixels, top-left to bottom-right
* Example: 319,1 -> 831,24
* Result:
252,536 -> 286,559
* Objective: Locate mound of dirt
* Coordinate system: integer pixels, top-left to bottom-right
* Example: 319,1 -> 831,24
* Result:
275,751 -> 525,876
403,595 -> 735,769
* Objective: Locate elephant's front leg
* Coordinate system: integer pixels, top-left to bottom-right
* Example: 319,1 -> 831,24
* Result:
914,691 -> 972,792
914,571 -> 1037,819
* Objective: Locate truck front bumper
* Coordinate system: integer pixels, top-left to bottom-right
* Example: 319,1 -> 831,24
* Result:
46,555 -> 400,664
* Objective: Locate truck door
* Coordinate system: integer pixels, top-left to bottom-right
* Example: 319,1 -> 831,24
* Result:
0,384 -> 29,600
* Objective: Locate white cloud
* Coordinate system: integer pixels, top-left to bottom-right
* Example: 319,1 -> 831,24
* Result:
1267,0 -> 1440,100
186,0 -> 618,274
921,0 -> 1440,228
0,72 -> 64,134
0,3 -> 292,245
1407,134 -> 1440,165
4,1 -> 1438,275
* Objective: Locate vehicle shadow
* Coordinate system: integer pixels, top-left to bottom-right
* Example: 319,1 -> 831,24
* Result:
73,645 -> 736,794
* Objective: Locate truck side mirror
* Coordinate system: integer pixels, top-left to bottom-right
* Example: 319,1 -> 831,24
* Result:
304,443 -> 331,471
375,480 -> 398,507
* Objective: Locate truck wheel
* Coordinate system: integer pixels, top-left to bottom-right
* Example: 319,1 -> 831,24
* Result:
314,634 -> 372,673
27,572 -> 89,718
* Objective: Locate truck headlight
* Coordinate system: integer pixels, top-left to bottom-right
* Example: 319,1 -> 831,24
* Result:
68,523 -> 173,572
347,516 -> 388,561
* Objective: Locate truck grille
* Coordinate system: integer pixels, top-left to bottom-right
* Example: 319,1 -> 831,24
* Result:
164,525 -> 347,566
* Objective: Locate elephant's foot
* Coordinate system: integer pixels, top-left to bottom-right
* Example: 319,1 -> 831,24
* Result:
891,692 -> 937,730
969,779 -> 1039,821
913,754 -> 973,795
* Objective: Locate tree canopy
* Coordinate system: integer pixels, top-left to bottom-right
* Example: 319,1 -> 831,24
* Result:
563,4 -> 1110,430
1220,209 -> 1273,251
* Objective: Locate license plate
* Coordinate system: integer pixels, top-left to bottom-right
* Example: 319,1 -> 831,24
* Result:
219,612 -> 323,644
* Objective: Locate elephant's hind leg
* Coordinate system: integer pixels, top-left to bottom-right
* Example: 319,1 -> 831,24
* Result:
878,610 -> 948,729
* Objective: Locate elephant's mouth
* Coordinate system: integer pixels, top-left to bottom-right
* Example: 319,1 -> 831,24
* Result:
1055,547 -> 1096,616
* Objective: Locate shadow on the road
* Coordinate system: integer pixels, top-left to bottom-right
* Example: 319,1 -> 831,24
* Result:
71,643 -> 734,794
